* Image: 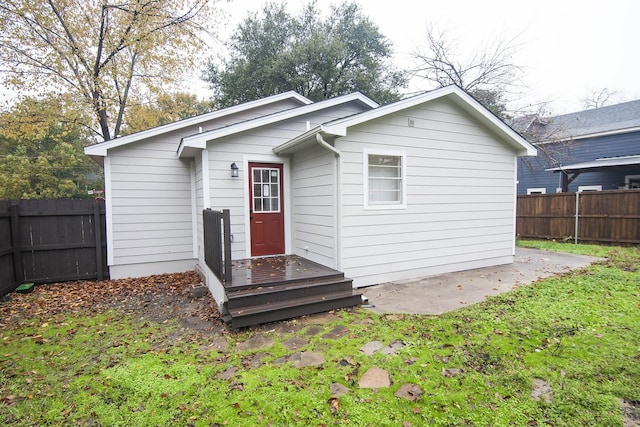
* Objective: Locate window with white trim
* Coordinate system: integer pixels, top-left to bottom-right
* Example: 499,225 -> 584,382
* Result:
527,188 -> 546,195
364,149 -> 407,209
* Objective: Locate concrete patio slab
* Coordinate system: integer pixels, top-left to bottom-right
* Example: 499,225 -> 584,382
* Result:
361,247 -> 602,315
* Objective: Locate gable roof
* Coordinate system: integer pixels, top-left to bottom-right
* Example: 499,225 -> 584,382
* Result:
85,91 -> 312,159
275,85 -> 537,157
521,99 -> 640,142
177,92 -> 379,158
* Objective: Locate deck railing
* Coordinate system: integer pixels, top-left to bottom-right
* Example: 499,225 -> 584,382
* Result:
203,208 -> 232,283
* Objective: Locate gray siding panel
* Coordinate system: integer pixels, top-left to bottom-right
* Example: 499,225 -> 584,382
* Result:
106,98 -> 312,278
108,135 -> 194,271
338,98 -> 517,287
205,102 -> 369,261
290,143 -> 336,267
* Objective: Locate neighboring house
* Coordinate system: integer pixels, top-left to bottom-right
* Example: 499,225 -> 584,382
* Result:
515,100 -> 640,194
85,85 -> 536,315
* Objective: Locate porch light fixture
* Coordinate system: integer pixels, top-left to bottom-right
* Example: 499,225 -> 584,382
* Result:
230,162 -> 239,178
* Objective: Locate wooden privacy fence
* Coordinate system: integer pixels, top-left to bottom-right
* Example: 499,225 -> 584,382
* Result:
0,199 -> 109,297
203,208 -> 232,284
517,190 -> 640,244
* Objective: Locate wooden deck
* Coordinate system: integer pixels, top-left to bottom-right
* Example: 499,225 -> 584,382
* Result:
222,255 -> 362,328
227,255 -> 342,289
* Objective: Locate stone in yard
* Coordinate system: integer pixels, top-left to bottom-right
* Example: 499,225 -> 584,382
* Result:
531,378 -> 553,403
200,336 -> 228,352
292,352 -> 325,368
380,340 -> 405,355
243,353 -> 267,369
360,341 -> 384,356
303,325 -> 323,336
300,312 -> 340,325
282,337 -> 309,350
358,366 -> 391,389
235,334 -> 274,352
352,317 -> 375,325
191,283 -> 208,298
321,325 -> 349,339
395,383 -> 423,401
619,398 -> 640,427
441,367 -> 463,378
216,366 -> 238,381
265,322 -> 304,336
330,383 -> 350,397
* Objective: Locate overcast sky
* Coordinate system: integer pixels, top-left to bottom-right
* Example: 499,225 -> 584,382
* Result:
217,0 -> 640,116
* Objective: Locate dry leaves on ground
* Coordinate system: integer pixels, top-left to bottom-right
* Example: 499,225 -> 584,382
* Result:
0,272 -> 223,331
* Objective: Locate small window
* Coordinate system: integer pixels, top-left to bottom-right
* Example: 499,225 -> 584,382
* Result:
527,188 -> 546,195
364,149 -> 407,209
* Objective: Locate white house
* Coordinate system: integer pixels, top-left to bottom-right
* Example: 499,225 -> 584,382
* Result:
85,85 -> 536,318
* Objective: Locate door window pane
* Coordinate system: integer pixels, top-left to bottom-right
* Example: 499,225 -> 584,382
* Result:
252,167 -> 281,212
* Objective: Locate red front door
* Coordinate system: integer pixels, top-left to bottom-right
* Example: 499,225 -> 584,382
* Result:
249,163 -> 285,256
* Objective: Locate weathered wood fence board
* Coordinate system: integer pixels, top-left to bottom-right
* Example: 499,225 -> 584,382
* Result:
517,190 -> 640,244
0,199 -> 108,297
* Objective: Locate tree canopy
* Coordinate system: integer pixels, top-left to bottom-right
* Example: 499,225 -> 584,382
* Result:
410,25 -> 523,119
121,93 -> 214,135
204,1 -> 406,107
0,0 -> 215,141
0,96 -> 101,199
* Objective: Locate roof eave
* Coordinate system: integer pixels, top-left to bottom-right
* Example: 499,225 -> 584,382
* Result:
183,93 -> 378,154
83,91 -> 314,156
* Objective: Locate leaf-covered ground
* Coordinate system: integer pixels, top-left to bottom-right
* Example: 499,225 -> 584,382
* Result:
1,243 -> 639,426
0,272 -> 223,332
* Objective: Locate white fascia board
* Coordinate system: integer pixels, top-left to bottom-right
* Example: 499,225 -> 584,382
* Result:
180,92 -> 378,155
83,91 -> 312,157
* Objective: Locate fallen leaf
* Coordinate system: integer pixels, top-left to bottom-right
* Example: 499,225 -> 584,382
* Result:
328,397 -> 340,413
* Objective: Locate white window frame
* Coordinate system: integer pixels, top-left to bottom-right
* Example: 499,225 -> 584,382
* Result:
625,174 -> 640,189
363,148 -> 407,210
251,166 -> 282,213
578,185 -> 602,193
527,188 -> 546,195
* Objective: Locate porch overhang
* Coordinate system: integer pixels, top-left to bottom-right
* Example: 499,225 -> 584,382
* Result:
546,155 -> 640,192
273,126 -> 340,155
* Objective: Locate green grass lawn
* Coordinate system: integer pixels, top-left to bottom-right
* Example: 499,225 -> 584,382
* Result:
1,241 -> 639,426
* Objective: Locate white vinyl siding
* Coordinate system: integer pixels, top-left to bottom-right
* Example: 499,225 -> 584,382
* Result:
204,102 -> 368,261
290,143 -> 337,267
337,98 -> 517,287
106,99 -> 305,278
108,136 -> 194,276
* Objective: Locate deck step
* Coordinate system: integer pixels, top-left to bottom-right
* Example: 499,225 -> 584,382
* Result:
225,272 -> 346,291
226,290 -> 363,329
226,277 -> 354,310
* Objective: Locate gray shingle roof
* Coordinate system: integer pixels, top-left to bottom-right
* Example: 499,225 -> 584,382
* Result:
518,99 -> 640,141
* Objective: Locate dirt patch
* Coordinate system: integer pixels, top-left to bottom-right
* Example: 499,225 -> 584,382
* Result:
0,272 -> 226,333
